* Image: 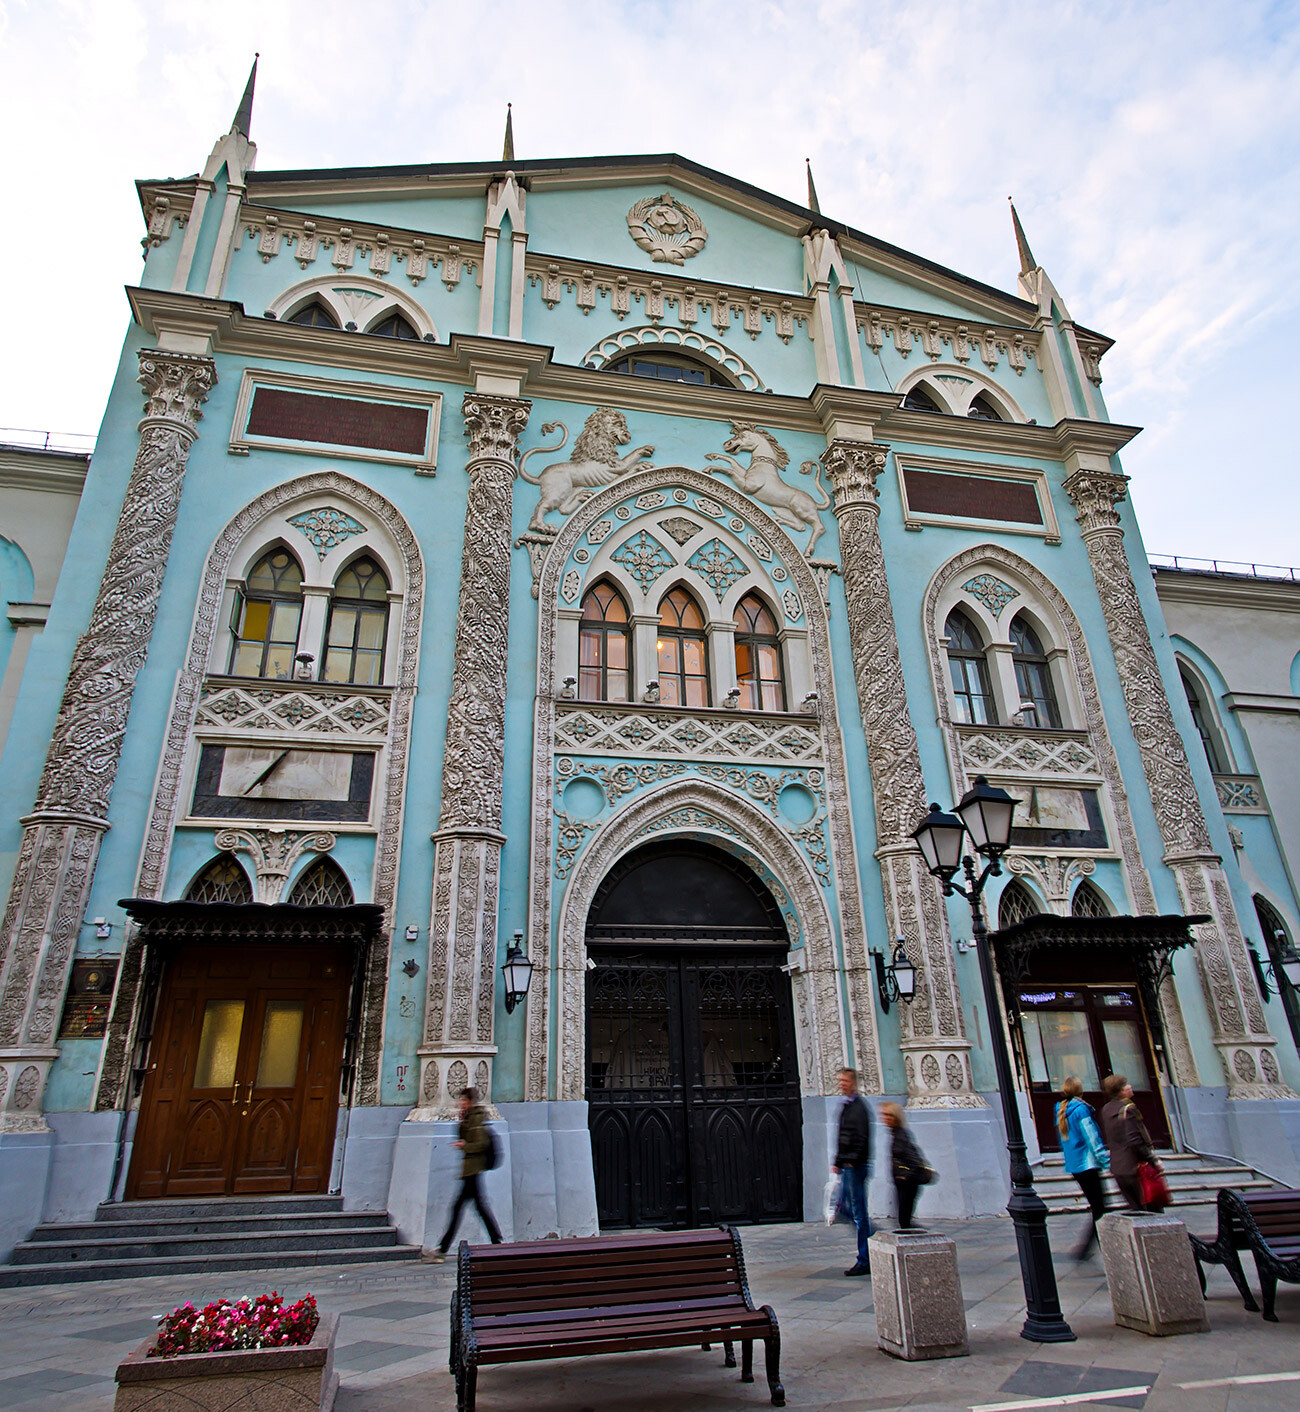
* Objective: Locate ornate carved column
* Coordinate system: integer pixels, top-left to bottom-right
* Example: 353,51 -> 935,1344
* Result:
415,393 -> 530,1118
823,441 -> 981,1106
0,350 -> 214,1129
1062,468 -> 1289,1097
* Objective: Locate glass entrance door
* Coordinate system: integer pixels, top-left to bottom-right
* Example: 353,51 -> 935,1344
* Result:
1016,984 -> 1169,1151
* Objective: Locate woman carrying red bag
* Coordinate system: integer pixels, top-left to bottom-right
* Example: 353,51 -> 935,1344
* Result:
1099,1073 -> 1169,1212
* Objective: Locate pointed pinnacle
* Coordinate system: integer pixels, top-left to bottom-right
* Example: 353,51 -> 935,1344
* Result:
1009,197 -> 1036,276
502,103 -> 515,164
805,158 -> 821,215
232,54 -> 258,138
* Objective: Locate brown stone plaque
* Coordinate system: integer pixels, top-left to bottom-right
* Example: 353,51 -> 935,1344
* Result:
247,387 -> 429,456
59,958 -> 119,1038
903,467 -> 1043,525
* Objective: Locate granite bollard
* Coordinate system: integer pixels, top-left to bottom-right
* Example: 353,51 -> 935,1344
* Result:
1097,1212 -> 1209,1336
113,1313 -> 338,1411
869,1229 -> 969,1360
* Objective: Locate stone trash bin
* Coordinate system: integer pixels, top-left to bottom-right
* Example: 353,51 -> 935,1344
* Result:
1097,1211 -> 1210,1337
113,1313 -> 338,1411
869,1229 -> 969,1360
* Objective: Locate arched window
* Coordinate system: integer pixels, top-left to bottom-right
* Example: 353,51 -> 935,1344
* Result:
902,383 -> 944,413
286,857 -> 354,907
322,557 -> 390,685
369,311 -> 420,341
1254,896 -> 1300,1049
657,587 -> 710,708
998,880 -> 1039,929
945,608 -> 997,724
185,853 -> 253,904
230,548 -> 304,680
606,351 -> 731,387
1010,614 -> 1061,728
1071,881 -> 1110,918
287,301 -> 341,329
579,580 -> 632,702
967,391 -> 1005,421
1180,667 -> 1225,772
733,593 -> 786,711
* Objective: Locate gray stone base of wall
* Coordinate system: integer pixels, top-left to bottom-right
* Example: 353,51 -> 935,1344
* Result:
1169,1085 -> 1300,1185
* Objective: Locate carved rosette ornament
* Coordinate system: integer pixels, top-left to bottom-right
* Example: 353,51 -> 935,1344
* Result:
415,394 -> 531,1119
823,441 -> 980,1107
1062,467 -> 1290,1097
0,349 -> 213,1129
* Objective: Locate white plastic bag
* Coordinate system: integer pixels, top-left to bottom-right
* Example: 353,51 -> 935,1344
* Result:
823,1174 -> 842,1226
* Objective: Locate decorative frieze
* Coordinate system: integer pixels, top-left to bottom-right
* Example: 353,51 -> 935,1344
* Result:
857,306 -> 1040,377
1063,467 -> 1289,1097
554,702 -> 823,764
958,726 -> 1099,781
1214,774 -> 1266,813
0,350 -> 214,1129
823,439 -> 978,1107
196,679 -> 392,740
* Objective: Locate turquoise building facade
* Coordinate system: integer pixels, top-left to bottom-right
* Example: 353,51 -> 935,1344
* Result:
1,75 -> 1298,1256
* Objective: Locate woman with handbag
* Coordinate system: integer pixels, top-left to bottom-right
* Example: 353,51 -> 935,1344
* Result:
882,1103 -> 934,1231
1057,1075 -> 1109,1259
1099,1074 -> 1167,1213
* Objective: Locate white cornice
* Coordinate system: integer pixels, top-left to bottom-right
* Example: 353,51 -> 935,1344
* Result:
1223,691 -> 1300,716
0,448 -> 90,494
1154,569 -> 1300,615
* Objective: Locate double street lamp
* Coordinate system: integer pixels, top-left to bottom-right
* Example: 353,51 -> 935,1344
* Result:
912,775 -> 1076,1344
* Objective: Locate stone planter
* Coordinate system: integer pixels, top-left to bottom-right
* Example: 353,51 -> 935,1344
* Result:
113,1313 -> 338,1411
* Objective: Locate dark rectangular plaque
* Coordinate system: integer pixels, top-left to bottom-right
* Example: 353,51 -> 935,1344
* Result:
904,467 -> 1043,525
246,387 -> 429,456
192,745 -> 375,822
59,959 -> 119,1039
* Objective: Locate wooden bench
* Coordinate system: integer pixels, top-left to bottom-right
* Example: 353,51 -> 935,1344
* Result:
449,1225 -> 784,1411
1189,1187 -> 1300,1322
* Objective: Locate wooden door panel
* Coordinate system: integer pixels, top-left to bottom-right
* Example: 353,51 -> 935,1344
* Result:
293,991 -> 347,1192
127,993 -> 197,1199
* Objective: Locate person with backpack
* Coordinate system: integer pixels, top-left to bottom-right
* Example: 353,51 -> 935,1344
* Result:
432,1086 -> 502,1258
1057,1075 -> 1109,1260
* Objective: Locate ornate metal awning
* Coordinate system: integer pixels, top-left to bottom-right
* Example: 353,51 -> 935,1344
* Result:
119,898 -> 385,944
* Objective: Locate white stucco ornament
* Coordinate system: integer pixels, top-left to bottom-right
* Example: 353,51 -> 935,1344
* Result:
626,192 -> 708,264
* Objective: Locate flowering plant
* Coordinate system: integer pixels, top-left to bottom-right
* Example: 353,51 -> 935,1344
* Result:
148,1292 -> 319,1358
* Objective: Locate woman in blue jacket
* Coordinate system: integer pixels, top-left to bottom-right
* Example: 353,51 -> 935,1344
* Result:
1058,1075 -> 1109,1260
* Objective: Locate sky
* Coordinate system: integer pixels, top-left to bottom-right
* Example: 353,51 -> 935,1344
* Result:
1,0 -> 1297,566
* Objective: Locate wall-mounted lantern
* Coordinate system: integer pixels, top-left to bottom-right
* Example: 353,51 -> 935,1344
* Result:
502,929 -> 534,1015
872,938 -> 916,1014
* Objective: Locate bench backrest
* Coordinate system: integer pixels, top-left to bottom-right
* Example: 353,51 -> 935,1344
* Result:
459,1227 -> 750,1318
1241,1191 -> 1300,1239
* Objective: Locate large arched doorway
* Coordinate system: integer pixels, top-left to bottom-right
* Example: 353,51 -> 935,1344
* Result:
585,840 -> 803,1228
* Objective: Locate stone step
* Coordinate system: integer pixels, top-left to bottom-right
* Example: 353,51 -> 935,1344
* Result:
9,1225 -> 401,1266
0,1244 -> 421,1289
26,1211 -> 392,1241
93,1194 -> 345,1223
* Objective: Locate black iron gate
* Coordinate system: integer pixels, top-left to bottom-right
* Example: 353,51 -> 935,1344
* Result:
586,947 -> 803,1228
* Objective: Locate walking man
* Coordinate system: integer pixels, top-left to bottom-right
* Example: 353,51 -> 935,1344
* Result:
433,1087 -> 502,1258
833,1066 -> 873,1276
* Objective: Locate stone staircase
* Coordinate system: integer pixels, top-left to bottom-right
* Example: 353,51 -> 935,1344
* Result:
0,1194 -> 420,1288
1034,1150 -> 1276,1229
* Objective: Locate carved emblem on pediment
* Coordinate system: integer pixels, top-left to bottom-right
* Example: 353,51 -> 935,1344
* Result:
626,193 -> 708,264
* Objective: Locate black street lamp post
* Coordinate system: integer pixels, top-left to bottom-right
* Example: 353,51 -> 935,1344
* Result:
912,777 -> 1076,1344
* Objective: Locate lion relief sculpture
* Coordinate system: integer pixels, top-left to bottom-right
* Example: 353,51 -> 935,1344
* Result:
517,407 -> 655,533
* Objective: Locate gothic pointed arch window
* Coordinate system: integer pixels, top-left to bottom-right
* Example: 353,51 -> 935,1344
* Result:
185,853 -> 253,904
1179,666 -> 1226,772
902,382 -> 944,413
322,557 -> 390,685
286,857 -> 354,907
998,880 -> 1039,929
369,310 -> 421,341
287,301 -> 341,329
657,586 -> 710,708
967,391 -> 1006,421
1010,613 -> 1061,728
945,607 -> 997,724
230,548 -> 304,679
733,592 -> 786,711
579,580 -> 632,702
1071,881 -> 1110,918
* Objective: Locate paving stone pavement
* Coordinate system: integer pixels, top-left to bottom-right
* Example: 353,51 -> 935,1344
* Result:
1,1216 -> 1297,1411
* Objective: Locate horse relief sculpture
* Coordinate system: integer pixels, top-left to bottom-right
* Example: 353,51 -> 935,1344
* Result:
706,423 -> 830,555
518,407 -> 655,533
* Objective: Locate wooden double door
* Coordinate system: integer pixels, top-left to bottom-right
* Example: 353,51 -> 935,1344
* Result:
586,947 -> 803,1229
127,944 -> 350,1199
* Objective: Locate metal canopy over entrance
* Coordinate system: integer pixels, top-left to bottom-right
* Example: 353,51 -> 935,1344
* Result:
991,912 -> 1204,1152
584,842 -> 803,1229
119,899 -> 382,1200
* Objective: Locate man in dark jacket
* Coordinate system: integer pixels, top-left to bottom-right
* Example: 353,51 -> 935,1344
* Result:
832,1067 -> 873,1276
433,1087 -> 502,1258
